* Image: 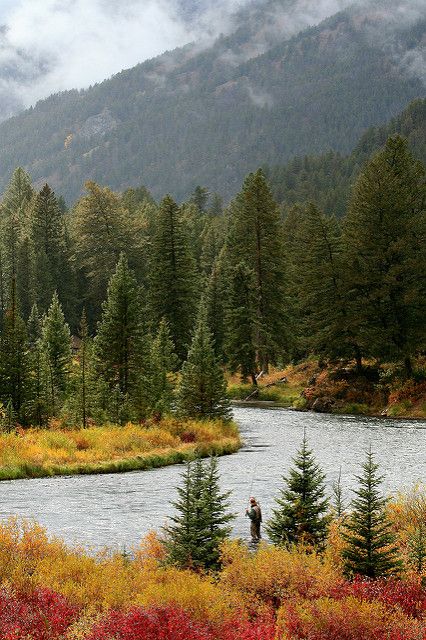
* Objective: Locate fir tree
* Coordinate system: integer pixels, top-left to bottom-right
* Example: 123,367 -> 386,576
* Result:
30,184 -> 73,316
342,136 -> 426,376
41,292 -> 72,415
176,300 -> 231,420
226,169 -> 288,371
163,457 -> 234,571
0,278 -> 29,420
342,449 -> 401,578
149,195 -> 198,362
225,260 -> 258,385
332,467 -> 345,519
205,253 -> 228,360
94,253 -> 144,397
27,304 -> 46,426
140,318 -> 178,419
266,433 -> 330,547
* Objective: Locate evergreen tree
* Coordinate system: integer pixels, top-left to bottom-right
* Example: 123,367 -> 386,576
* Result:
27,304 -> 46,426
226,169 -> 288,371
176,300 -> 231,420
0,167 -> 34,314
140,319 -> 178,419
205,253 -> 228,360
149,195 -> 198,362
342,449 -> 401,578
41,292 -> 72,415
94,253 -> 144,397
332,467 -> 345,519
30,184 -> 73,316
163,457 -> 234,571
71,181 -> 138,320
342,136 -> 426,376
0,278 -> 29,421
266,433 -> 330,547
225,261 -> 258,385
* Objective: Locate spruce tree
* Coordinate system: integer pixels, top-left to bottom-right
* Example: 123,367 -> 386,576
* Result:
176,300 -> 231,421
342,449 -> 401,578
342,136 -> 426,375
94,253 -> 144,398
27,304 -> 46,426
149,195 -> 198,362
163,457 -> 234,571
0,278 -> 29,421
30,184 -> 73,316
226,169 -> 288,371
266,434 -> 330,547
41,292 -> 72,415
140,318 -> 178,419
225,260 -> 258,385
205,253 -> 228,360
71,181 -> 138,320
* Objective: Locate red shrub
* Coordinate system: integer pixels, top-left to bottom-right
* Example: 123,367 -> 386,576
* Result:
218,616 -> 276,640
0,587 -> 79,640
87,606 -> 215,640
334,577 -> 426,618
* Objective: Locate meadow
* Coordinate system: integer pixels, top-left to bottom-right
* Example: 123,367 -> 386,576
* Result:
0,418 -> 240,480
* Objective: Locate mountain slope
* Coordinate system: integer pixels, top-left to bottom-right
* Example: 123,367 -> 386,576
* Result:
0,0 -> 424,203
267,97 -> 426,216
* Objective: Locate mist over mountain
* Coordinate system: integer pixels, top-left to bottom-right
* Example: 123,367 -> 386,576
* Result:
0,0 -> 424,202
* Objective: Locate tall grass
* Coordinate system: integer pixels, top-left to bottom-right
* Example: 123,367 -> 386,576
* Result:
0,418 -> 240,481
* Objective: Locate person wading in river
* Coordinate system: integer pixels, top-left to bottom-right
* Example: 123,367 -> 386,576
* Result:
246,497 -> 262,543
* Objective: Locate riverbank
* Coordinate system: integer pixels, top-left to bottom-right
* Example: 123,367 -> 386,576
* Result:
228,359 -> 426,419
0,418 -> 241,481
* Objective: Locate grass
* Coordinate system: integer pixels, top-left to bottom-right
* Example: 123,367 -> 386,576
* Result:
0,419 -> 241,481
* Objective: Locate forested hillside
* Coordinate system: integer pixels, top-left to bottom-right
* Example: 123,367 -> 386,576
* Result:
267,98 -> 426,216
0,0 -> 424,203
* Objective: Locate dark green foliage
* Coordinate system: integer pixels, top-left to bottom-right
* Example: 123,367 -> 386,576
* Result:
163,457 -> 234,571
0,279 -> 29,420
176,300 -> 231,421
149,195 -> 198,362
225,261 -> 258,384
94,253 -> 144,396
342,136 -> 426,375
41,292 -> 72,415
227,169 -> 288,370
342,450 -> 401,578
266,434 -> 330,548
139,319 -> 178,419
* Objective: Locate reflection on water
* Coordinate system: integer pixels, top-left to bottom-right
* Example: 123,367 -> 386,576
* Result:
0,407 -> 425,550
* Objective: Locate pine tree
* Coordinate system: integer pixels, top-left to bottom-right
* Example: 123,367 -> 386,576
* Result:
176,300 -> 231,420
30,184 -> 73,316
226,169 -> 288,371
342,136 -> 426,376
71,181 -> 138,320
94,253 -> 144,398
342,449 -> 401,578
266,433 -> 330,547
163,457 -> 234,571
0,167 -> 34,315
27,304 -> 47,426
0,278 -> 29,421
149,195 -> 198,362
225,261 -> 258,385
140,318 -> 178,419
41,292 -> 72,415
205,253 -> 228,360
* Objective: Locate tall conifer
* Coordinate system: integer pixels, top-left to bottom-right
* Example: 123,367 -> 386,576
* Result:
176,300 -> 231,421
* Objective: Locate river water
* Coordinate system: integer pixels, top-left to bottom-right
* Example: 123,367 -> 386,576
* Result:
0,406 -> 425,551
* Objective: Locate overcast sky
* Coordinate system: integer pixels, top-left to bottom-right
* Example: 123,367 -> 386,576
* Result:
0,0 -> 249,115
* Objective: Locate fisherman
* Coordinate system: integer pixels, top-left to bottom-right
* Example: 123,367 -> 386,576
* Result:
245,496 -> 262,542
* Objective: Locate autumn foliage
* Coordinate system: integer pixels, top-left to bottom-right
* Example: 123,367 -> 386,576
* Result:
0,518 -> 426,638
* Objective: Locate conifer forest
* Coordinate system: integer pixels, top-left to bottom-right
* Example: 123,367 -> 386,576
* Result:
0,0 -> 425,638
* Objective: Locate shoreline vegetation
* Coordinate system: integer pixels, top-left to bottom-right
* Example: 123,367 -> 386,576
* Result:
0,418 -> 240,482
228,359 -> 426,420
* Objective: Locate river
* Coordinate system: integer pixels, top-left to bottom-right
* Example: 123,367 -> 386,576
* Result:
0,406 -> 425,551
